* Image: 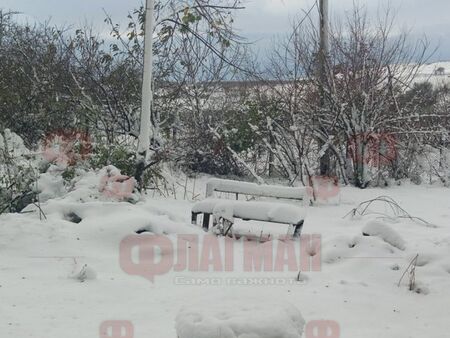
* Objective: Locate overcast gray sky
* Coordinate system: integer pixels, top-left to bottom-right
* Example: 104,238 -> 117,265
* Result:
1,0 -> 449,60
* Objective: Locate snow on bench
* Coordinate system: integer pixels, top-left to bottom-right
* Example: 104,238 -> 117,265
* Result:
192,179 -> 309,237
192,199 -> 306,224
205,178 -> 312,202
176,299 -> 305,338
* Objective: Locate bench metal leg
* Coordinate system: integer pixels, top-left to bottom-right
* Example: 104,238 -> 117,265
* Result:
202,213 -> 211,231
223,219 -> 234,237
293,220 -> 304,238
191,212 -> 199,225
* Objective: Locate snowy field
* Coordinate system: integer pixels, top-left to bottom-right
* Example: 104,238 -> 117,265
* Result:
414,61 -> 450,87
1,171 -> 449,338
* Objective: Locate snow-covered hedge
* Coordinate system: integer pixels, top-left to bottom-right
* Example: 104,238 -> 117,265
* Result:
0,129 -> 38,213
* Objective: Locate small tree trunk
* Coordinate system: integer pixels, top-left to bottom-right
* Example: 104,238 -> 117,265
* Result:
353,139 -> 367,188
268,133 -> 275,176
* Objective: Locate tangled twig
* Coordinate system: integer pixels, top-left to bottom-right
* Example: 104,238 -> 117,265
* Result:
398,254 -> 419,290
344,195 -> 432,226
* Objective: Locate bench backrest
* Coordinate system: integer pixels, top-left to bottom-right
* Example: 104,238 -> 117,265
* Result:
205,178 -> 311,202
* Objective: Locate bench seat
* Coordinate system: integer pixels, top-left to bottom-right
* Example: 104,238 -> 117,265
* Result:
192,198 -> 305,237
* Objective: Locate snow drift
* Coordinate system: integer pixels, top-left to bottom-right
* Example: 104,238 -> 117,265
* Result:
175,300 -> 305,338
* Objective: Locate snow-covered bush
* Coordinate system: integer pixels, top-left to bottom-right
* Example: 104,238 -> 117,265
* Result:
0,130 -> 38,213
394,143 -> 450,185
415,145 -> 450,185
89,143 -> 164,192
179,132 -> 243,176
89,144 -> 136,177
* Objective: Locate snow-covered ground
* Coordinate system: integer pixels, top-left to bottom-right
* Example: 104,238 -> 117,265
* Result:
414,61 -> 450,87
1,172 -> 449,338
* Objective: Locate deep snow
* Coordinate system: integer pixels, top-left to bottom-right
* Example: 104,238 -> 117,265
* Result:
1,174 -> 450,338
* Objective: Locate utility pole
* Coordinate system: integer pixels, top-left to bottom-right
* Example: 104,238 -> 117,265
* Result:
319,0 -> 329,60
136,0 -> 155,189
318,0 -> 331,176
138,0 -> 155,163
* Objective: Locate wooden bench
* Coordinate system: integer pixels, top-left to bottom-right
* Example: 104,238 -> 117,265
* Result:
191,179 -> 311,237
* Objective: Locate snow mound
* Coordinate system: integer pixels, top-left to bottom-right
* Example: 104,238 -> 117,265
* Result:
37,165 -> 139,203
362,220 -> 406,250
175,300 -> 305,338
322,234 -> 398,264
35,168 -> 66,202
